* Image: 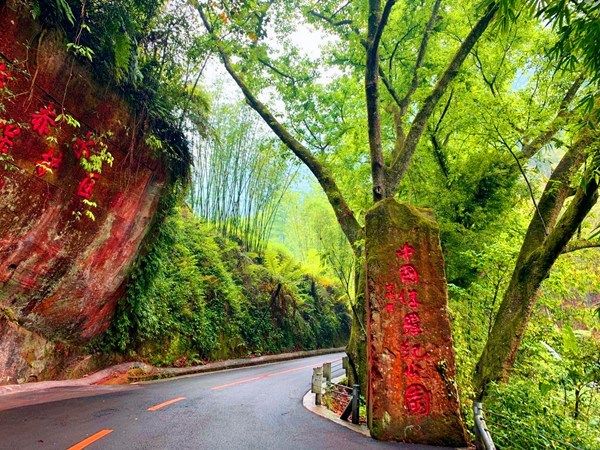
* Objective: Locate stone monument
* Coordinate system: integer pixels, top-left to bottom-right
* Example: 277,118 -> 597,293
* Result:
365,199 -> 468,446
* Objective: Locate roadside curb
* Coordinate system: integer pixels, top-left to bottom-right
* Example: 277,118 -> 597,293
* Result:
131,347 -> 346,382
0,347 -> 346,396
0,361 -> 153,397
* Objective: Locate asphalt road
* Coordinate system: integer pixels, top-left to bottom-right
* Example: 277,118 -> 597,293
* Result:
0,353 -> 444,450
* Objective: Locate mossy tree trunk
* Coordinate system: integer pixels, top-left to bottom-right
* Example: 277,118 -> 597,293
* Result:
346,261 -> 367,393
474,139 -> 599,398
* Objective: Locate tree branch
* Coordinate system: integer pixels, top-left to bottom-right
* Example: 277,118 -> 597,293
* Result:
474,136 -> 598,398
379,67 -> 403,108
371,0 -> 397,57
472,47 -> 496,96
563,239 -> 600,253
396,0 -> 442,118
257,57 -> 307,85
519,134 -> 591,252
308,9 -> 353,28
496,126 -> 548,236
197,5 -> 363,247
386,25 -> 419,75
520,75 -> 585,159
381,0 -> 442,162
388,2 -> 499,194
366,0 -> 396,200
427,89 -> 454,179
539,163 -> 600,267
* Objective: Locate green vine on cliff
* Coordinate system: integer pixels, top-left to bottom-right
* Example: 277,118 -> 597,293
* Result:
72,130 -> 114,221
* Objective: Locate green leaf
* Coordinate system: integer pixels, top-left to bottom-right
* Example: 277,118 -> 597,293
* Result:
55,0 -> 75,26
561,325 -> 579,354
112,33 -> 132,81
538,381 -> 553,396
30,0 -> 41,20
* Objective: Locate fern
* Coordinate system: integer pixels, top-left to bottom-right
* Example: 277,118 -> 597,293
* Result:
112,33 -> 132,82
55,0 -> 75,25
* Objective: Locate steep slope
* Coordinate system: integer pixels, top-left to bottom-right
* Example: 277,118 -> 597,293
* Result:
0,1 -> 172,383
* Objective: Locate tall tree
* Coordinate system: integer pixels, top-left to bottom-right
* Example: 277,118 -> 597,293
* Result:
192,0 -> 600,402
473,0 -> 600,396
194,0 -> 501,386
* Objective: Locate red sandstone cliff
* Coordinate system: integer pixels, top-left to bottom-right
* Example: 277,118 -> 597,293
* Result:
0,1 -> 170,383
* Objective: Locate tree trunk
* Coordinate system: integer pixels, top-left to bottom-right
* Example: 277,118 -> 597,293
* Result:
474,158 -> 599,398
346,258 -> 368,394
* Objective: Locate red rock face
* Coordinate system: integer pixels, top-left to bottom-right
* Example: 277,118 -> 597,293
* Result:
365,199 -> 468,446
0,2 -> 167,383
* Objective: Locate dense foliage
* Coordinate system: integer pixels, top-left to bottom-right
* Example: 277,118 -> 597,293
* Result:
97,195 -> 350,365
27,0 -> 210,179
191,0 -> 600,447
450,226 -> 600,448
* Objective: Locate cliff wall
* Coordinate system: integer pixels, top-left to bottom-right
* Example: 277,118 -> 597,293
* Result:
0,1 -> 168,383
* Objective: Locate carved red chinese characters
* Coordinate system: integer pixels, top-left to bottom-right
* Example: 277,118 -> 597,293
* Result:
399,264 -> 419,284
396,242 -> 415,262
404,384 -> 431,415
365,199 -> 468,446
402,312 -> 422,336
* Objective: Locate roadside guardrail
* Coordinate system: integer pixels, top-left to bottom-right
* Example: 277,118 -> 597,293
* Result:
311,357 -> 360,424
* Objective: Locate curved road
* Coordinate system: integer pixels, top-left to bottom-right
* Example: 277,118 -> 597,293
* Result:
0,353 -> 443,449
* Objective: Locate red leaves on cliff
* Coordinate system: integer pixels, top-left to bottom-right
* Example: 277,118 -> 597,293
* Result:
72,132 -> 95,159
31,105 -> 57,136
0,64 -> 19,155
35,147 -> 63,177
3,123 -> 20,139
31,104 -> 61,177
1,63 -> 111,218
0,122 -> 20,154
76,172 -> 100,199
0,138 -> 9,154
0,63 -> 10,90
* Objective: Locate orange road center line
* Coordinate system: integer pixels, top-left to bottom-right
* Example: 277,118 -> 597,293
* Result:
211,362 -> 325,390
147,396 -> 186,411
67,429 -> 113,450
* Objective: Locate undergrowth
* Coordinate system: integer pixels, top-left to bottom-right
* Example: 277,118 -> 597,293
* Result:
94,202 -> 350,366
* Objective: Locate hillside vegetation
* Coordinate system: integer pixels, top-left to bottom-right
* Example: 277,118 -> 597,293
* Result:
96,200 -> 350,366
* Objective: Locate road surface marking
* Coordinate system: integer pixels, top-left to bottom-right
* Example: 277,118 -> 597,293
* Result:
211,362 -> 322,390
147,396 -> 186,411
67,429 -> 113,450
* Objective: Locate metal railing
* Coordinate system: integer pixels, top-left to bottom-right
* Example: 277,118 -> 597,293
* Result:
313,360 -> 499,447
474,402 -> 496,450
311,357 -> 360,424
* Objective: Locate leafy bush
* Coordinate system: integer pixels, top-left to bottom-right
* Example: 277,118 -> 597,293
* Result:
97,205 -> 350,365
449,244 -> 600,449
